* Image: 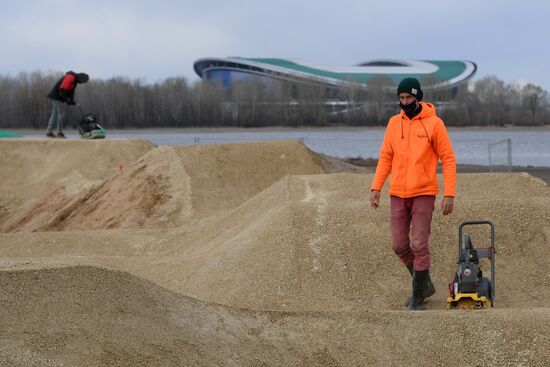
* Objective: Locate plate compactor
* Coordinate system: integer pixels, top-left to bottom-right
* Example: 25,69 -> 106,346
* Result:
77,105 -> 105,139
447,221 -> 495,309
79,112 -> 105,139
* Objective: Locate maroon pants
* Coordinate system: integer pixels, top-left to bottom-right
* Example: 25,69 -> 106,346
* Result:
390,195 -> 435,271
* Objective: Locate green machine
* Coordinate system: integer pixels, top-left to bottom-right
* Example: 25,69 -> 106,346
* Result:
78,111 -> 105,140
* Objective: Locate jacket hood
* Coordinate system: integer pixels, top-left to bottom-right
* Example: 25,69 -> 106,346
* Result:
400,102 -> 437,120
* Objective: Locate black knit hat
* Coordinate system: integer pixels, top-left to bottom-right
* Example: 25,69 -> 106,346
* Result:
76,73 -> 89,83
397,77 -> 423,100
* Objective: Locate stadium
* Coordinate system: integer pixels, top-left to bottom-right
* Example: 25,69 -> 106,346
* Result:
194,57 -> 477,92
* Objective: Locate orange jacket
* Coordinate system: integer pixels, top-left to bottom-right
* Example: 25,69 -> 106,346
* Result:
371,102 -> 456,198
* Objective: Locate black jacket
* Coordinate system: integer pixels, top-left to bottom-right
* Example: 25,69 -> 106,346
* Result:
47,71 -> 78,103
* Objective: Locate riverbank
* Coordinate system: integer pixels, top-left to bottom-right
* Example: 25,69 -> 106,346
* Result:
8,127 -> 550,167
336,156 -> 550,184
5,124 -> 550,135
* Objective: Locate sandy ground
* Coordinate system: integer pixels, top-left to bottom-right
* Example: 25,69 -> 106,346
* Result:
1,138 -> 549,366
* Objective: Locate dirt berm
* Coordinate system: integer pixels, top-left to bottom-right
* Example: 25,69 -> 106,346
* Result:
1,138 -> 549,366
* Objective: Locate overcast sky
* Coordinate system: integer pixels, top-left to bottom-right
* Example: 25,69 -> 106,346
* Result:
0,0 -> 548,90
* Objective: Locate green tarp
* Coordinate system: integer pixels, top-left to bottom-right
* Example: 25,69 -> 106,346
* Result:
0,130 -> 23,138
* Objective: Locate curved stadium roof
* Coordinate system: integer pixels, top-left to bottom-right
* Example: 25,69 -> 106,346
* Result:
194,57 -> 477,90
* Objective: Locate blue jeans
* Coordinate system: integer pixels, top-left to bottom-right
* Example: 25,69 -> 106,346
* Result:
46,100 -> 66,134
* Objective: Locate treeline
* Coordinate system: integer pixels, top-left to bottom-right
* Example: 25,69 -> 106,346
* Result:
0,71 -> 548,129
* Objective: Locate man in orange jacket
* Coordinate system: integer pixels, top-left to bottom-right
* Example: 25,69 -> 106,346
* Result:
370,77 -> 456,310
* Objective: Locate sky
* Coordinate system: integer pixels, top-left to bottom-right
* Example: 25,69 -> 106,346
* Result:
0,0 -> 548,90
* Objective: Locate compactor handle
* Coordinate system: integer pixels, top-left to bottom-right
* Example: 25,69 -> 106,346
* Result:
458,221 -> 494,251
76,103 -> 84,115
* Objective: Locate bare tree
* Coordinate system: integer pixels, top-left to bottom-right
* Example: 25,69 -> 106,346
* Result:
366,76 -> 394,124
522,83 -> 546,124
472,76 -> 509,125
1,71 -> 549,129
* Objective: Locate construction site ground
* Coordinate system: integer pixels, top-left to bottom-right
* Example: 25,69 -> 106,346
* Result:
1,138 -> 549,366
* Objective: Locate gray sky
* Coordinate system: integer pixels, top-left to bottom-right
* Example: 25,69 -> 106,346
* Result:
1,0 -> 548,89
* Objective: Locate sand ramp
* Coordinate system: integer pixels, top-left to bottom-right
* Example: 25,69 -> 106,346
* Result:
134,172 -> 550,312
2,265 -> 550,366
0,265 -> 310,366
1,140 -> 324,232
0,139 -> 154,206
1,166 -> 549,313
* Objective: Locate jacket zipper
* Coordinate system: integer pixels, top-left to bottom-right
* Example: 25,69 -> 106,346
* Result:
404,117 -> 411,197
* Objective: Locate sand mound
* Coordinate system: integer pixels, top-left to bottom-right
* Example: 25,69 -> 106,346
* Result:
1,140 -> 324,232
1,169 -> 549,313
2,265 -> 550,366
130,172 -> 550,311
0,139 -> 154,217
0,265 -> 296,366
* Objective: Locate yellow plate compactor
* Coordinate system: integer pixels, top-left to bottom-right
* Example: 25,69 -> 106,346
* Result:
447,221 -> 495,309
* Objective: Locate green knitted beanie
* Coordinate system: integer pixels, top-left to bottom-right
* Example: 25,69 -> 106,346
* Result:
397,77 -> 423,100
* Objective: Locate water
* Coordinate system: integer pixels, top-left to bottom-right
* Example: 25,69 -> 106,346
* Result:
23,128 -> 550,167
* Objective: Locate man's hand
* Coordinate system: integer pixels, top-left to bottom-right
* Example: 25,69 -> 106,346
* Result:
370,190 -> 380,209
441,196 -> 454,215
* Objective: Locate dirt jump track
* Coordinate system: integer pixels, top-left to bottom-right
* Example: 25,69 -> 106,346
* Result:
1,139 -> 549,366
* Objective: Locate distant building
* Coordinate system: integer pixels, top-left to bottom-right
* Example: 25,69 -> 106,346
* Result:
194,57 -> 477,92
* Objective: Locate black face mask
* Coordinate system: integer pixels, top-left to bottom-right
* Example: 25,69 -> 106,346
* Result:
399,101 -> 417,113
